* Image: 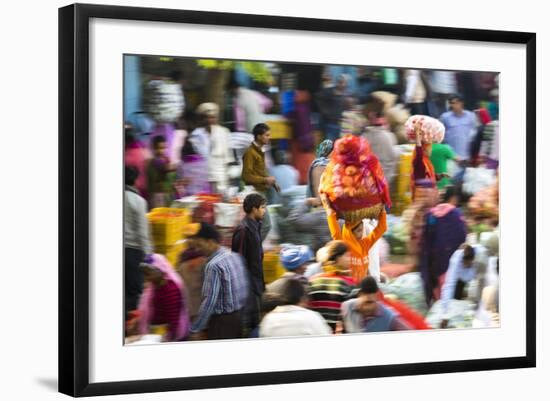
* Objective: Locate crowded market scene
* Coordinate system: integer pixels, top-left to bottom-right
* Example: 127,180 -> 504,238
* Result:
123,55 -> 500,344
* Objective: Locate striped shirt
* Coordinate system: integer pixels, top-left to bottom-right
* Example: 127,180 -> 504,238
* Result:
307,272 -> 357,328
191,247 -> 249,333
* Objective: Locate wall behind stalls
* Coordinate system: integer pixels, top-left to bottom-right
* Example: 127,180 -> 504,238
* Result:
0,0 -> 546,401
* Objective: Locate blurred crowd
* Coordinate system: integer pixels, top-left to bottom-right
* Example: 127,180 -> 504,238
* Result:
124,62 -> 500,344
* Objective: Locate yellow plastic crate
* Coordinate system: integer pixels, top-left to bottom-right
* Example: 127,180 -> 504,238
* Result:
266,119 -> 292,140
263,252 -> 286,284
148,207 -> 191,246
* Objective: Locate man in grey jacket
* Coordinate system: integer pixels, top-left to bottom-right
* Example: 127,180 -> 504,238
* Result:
124,166 -> 153,317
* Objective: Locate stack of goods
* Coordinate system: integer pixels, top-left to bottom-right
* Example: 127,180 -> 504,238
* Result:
213,200 -> 245,248
383,215 -> 409,255
319,135 -> 391,224
391,145 -> 414,216
379,272 -> 428,316
466,179 -> 499,224
143,79 -> 185,124
463,167 -> 497,196
265,115 -> 292,140
191,193 -> 223,225
147,207 -> 191,267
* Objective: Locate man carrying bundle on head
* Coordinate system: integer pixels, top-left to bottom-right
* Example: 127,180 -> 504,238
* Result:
319,134 -> 390,283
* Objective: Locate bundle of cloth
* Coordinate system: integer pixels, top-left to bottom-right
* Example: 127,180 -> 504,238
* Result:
405,114 -> 445,144
143,79 -> 185,124
319,134 -> 391,224
405,115 -> 445,195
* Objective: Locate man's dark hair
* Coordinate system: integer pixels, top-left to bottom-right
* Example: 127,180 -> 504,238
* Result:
442,185 -> 458,203
125,166 -> 139,186
359,276 -> 379,295
280,278 -> 306,305
261,292 -> 282,313
252,123 -> 270,140
364,95 -> 385,118
190,222 -> 221,243
226,73 -> 240,91
152,135 -> 166,148
462,244 -> 476,262
324,240 -> 349,264
243,193 -> 267,214
448,94 -> 464,103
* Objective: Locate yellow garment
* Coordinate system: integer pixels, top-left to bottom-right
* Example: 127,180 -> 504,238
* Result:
326,209 -> 387,282
242,142 -> 269,192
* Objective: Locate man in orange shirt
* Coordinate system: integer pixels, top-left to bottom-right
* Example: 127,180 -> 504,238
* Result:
322,195 -> 387,282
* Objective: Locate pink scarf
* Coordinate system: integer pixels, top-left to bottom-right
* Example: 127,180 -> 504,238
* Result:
137,254 -> 190,341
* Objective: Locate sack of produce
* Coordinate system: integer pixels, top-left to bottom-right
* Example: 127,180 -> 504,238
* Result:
379,272 -> 428,316
319,135 -> 391,224
144,79 -> 185,123
405,115 -> 445,144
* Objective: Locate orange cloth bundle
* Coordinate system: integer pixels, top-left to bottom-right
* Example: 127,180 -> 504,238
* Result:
319,135 -> 391,224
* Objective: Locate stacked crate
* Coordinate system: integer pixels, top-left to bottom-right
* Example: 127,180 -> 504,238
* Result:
392,147 -> 414,216
148,207 -> 191,267
262,251 -> 287,285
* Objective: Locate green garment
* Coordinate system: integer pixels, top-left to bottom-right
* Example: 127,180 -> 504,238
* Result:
430,143 -> 456,189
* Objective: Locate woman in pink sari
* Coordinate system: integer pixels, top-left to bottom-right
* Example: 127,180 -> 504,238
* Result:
125,126 -> 151,197
137,254 -> 190,342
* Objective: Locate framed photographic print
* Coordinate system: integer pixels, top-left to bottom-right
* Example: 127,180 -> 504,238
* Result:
59,2 -> 536,397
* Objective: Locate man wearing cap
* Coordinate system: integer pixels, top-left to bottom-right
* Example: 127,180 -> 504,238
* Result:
188,102 -> 233,193
265,245 -> 314,297
187,223 -> 249,340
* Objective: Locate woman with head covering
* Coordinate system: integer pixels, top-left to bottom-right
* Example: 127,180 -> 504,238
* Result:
307,240 -> 357,332
137,254 -> 190,342
306,139 -> 333,198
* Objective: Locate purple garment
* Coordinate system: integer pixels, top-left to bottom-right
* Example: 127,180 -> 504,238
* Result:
292,102 -> 314,152
177,155 -> 211,196
419,207 -> 467,306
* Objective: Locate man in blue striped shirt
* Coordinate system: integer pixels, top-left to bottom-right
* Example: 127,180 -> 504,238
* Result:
188,223 -> 249,340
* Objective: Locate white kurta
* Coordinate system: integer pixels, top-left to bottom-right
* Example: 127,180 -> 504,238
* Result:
259,305 -> 332,337
189,125 -> 233,191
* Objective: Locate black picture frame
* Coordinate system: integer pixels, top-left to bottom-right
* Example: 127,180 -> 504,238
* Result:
59,3 -> 536,397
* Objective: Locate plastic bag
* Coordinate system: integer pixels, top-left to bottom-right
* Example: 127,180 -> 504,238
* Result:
462,167 -> 497,195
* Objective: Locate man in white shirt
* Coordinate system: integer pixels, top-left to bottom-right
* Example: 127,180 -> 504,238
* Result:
440,243 -> 488,328
188,103 -> 233,193
260,277 -> 332,338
